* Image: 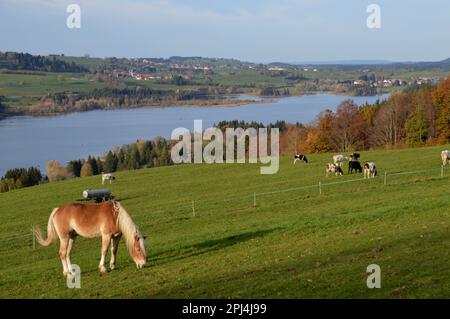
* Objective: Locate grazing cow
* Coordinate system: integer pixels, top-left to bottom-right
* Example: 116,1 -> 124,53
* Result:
333,155 -> 345,167
326,163 -> 343,177
294,154 -> 308,164
349,153 -> 360,161
102,173 -> 116,185
441,150 -> 450,166
363,162 -> 377,179
348,161 -> 363,174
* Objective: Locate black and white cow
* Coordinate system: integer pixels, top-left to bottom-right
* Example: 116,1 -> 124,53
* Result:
363,162 -> 377,179
348,161 -> 363,174
326,163 -> 343,177
294,154 -> 308,164
333,155 -> 345,167
101,173 -> 116,185
349,153 -> 361,161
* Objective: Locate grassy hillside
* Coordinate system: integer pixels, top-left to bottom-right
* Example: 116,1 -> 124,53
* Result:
0,145 -> 449,298
0,71 -> 110,109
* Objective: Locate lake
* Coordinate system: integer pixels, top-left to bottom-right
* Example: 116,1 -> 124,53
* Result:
0,94 -> 388,176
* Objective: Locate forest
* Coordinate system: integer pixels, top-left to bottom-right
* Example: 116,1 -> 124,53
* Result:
0,52 -> 88,73
285,78 -> 449,155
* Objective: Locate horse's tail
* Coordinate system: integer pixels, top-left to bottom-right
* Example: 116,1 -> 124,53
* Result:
33,208 -> 59,246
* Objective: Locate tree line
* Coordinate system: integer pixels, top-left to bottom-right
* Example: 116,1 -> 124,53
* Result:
259,86 -> 290,96
45,137 -> 171,182
214,120 -> 289,134
281,78 -> 449,155
0,167 -> 42,192
0,52 -> 88,73
27,87 -> 221,116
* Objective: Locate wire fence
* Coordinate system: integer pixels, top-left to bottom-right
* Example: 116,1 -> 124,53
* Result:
0,165 -> 448,251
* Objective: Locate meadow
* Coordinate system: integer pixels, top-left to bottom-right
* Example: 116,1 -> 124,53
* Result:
0,145 -> 449,298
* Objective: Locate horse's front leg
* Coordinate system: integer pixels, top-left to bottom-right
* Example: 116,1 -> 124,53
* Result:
99,234 -> 112,273
109,235 -> 121,270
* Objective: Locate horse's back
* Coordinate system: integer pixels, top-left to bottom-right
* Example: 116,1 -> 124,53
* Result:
53,201 -> 117,237
57,201 -> 114,215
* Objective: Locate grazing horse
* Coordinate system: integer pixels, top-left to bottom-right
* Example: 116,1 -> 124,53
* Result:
333,155 -> 345,167
348,161 -> 363,174
102,173 -> 116,185
441,150 -> 450,166
294,154 -> 308,164
326,163 -> 343,177
349,153 -> 360,161
33,201 -> 147,276
363,162 -> 377,179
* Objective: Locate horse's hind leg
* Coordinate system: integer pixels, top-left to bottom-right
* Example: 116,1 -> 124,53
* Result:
99,234 -> 111,273
59,237 -> 70,276
65,234 -> 76,276
109,236 -> 121,270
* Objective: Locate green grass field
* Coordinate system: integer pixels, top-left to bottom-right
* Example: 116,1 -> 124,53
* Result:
0,145 -> 449,298
0,71 -> 110,109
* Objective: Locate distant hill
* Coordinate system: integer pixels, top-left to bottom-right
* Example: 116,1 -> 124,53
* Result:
143,56 -> 251,67
293,60 -> 394,65
390,58 -> 450,71
3,51 -> 450,72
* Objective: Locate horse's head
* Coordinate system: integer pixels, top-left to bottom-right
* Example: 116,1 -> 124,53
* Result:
130,230 -> 147,269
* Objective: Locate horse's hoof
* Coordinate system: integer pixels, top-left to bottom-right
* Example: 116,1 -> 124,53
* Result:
99,266 -> 107,273
63,271 -> 69,277
110,265 -> 115,270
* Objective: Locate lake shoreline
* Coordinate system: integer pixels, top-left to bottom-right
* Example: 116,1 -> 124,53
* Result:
0,89 -> 388,121
0,98 -> 273,121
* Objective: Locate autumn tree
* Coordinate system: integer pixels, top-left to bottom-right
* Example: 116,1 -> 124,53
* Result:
330,100 -> 369,151
304,109 -> 334,153
46,160 -> 74,182
432,77 -> 450,144
280,124 -> 308,156
80,162 -> 93,177
371,93 -> 411,147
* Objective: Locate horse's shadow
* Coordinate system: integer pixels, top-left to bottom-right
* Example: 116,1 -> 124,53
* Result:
71,228 -> 282,274
151,227 -> 282,266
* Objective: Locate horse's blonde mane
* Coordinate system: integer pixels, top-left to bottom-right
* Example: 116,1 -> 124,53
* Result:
113,201 -> 142,253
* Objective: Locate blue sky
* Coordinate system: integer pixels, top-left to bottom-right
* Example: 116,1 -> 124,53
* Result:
0,0 -> 449,62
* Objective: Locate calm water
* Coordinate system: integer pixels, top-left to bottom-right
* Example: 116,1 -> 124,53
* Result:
0,94 -> 388,176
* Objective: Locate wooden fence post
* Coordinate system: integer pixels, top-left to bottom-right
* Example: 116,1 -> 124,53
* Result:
253,192 -> 257,207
